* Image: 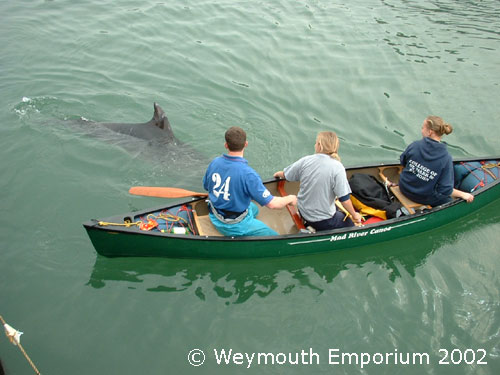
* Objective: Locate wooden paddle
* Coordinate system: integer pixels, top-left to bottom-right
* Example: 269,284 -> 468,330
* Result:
129,186 -> 208,199
277,180 -> 306,230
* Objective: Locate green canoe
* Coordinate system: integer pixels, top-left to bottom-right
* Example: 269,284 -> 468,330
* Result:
83,157 -> 500,258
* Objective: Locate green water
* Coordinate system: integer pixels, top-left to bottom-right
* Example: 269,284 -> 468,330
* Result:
1,0 -> 499,374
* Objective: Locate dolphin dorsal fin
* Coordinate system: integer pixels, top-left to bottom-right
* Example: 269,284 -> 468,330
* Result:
153,102 -> 166,129
152,102 -> 175,140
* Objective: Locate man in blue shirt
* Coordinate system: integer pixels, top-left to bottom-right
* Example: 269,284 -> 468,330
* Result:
203,126 -> 297,236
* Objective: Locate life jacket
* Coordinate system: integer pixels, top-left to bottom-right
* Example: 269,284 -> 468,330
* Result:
350,195 -> 387,220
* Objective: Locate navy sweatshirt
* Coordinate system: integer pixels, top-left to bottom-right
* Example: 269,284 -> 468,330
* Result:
399,137 -> 454,206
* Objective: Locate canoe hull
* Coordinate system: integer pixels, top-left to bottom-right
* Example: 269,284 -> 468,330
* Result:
84,158 -> 500,258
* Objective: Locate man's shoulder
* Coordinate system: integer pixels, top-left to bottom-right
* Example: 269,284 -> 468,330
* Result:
241,164 -> 262,180
207,155 -> 223,166
208,155 -> 244,168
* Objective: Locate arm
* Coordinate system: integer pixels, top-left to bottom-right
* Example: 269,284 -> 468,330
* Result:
435,157 -> 454,197
245,168 -> 296,209
340,198 -> 362,225
451,189 -> 474,203
266,195 -> 297,209
400,142 -> 415,167
202,172 -> 209,191
270,170 -> 296,208
400,150 -> 407,166
275,157 -> 303,182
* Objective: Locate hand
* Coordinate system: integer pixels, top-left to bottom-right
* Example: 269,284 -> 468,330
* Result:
266,195 -> 297,209
452,188 -> 474,203
385,179 -> 397,187
274,171 -> 284,179
351,212 -> 363,225
463,192 -> 474,203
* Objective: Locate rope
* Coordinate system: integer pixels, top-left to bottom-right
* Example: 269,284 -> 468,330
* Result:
482,162 -> 499,180
98,221 -> 141,227
97,205 -> 196,234
1,315 -> 42,375
461,162 -> 484,189
460,161 -> 499,191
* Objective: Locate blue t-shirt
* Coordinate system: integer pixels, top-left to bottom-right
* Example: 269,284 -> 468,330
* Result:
203,154 -> 273,212
399,137 -> 453,204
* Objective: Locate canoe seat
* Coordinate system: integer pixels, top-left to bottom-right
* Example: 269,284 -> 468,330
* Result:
191,201 -> 223,237
378,166 -> 431,215
389,186 -> 429,215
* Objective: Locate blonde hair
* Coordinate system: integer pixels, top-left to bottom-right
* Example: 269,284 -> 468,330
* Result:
316,131 -> 340,161
425,116 -> 453,136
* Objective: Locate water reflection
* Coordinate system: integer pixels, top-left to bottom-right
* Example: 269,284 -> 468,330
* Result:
88,201 -> 500,304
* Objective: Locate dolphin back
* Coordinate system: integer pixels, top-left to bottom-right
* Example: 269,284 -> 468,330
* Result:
95,103 -> 176,143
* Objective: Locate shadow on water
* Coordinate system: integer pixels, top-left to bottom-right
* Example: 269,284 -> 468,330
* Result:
87,199 -> 500,304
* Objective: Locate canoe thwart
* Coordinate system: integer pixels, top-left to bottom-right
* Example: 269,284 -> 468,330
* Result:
378,166 -> 431,214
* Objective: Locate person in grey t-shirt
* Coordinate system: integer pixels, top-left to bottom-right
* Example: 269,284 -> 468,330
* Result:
274,131 -> 362,231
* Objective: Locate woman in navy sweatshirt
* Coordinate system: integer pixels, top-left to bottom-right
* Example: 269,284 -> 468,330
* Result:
398,116 -> 474,206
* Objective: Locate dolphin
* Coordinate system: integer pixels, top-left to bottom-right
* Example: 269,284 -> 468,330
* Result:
97,102 -> 177,144
71,102 -> 208,184
82,102 -> 208,183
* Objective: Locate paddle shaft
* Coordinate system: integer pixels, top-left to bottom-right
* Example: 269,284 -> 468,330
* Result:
277,180 -> 306,230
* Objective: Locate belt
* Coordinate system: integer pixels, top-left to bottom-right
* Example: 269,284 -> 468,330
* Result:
218,208 -> 246,219
208,201 -> 248,224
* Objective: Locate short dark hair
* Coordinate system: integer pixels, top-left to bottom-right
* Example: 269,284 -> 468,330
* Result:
225,126 -> 246,151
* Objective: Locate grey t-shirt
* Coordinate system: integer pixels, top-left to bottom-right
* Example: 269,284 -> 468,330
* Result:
284,153 -> 351,222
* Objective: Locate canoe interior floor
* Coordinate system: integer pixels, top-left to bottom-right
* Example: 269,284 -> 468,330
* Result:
192,213 -> 224,237
191,200 -> 223,236
191,201 -> 299,237
191,180 -> 300,236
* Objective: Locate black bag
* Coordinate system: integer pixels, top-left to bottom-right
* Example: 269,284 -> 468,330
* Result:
349,173 -> 402,219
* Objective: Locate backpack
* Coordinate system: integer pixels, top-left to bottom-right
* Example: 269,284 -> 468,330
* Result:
349,173 -> 402,219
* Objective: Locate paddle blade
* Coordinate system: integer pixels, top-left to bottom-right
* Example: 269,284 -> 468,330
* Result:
129,186 -> 208,199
